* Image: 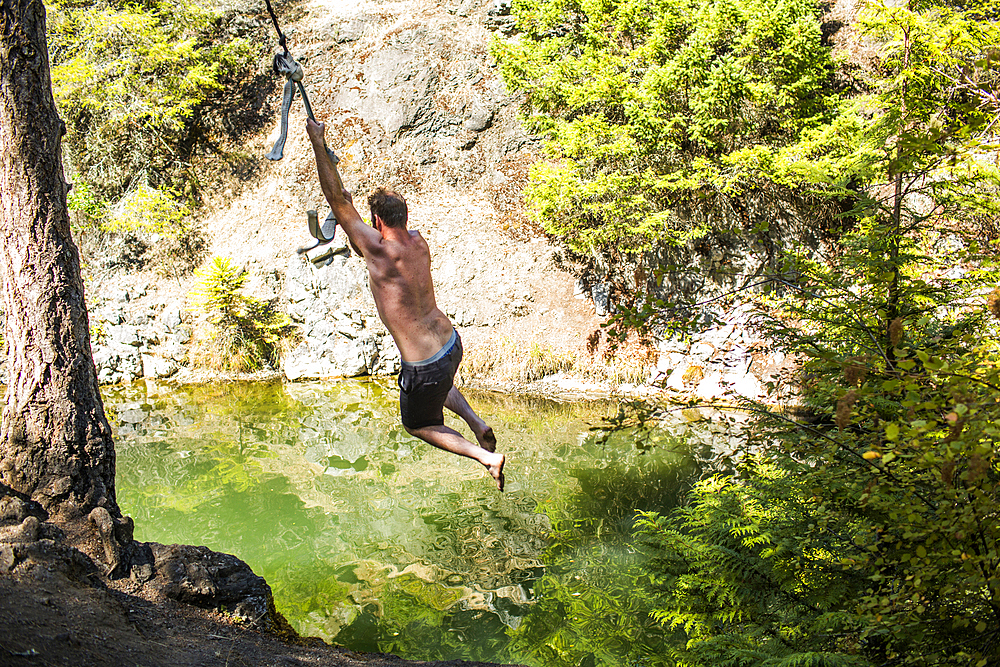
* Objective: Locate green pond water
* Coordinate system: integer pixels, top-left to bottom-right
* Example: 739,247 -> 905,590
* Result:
105,379 -> 697,666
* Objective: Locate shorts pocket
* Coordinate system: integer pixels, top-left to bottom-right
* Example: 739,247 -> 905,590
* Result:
398,370 -> 416,393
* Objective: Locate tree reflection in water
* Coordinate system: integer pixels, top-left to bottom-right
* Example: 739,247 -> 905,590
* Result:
108,380 -> 696,665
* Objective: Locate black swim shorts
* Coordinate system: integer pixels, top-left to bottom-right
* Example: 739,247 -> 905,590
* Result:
397,329 -> 463,430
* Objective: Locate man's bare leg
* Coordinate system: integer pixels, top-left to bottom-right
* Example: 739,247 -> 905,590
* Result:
405,423 -> 504,491
444,387 -> 497,452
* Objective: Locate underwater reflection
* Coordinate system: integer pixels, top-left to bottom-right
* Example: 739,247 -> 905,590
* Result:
107,379 -> 696,666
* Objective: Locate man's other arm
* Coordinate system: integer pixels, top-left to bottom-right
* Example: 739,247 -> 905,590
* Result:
306,118 -> 381,258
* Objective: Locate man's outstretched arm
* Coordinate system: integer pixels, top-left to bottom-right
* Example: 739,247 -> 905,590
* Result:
306,118 -> 380,257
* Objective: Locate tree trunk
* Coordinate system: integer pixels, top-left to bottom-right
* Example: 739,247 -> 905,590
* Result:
0,0 -> 118,518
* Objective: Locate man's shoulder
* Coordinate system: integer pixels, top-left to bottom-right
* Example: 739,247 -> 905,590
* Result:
369,232 -> 428,266
395,230 -> 428,253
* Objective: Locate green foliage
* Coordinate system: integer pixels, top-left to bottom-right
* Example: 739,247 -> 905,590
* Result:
768,0 -> 1000,216
635,462 -> 869,667
637,297 -> 1000,666
69,178 -> 208,276
105,183 -> 207,277
190,257 -> 297,372
48,0 -> 259,276
66,180 -> 105,230
617,1 -> 1000,665
752,247 -> 1000,665
106,183 -> 191,235
508,428 -> 697,666
493,0 -> 837,253
47,0 -> 260,202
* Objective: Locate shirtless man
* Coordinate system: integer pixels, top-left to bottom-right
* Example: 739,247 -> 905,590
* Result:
306,118 -> 505,491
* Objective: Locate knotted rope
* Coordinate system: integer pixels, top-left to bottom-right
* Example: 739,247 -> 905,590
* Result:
263,0 -> 342,251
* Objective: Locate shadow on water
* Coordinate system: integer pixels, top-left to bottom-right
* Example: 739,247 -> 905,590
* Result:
105,379 -> 701,666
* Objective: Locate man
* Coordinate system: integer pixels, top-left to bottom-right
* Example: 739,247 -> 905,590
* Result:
306,118 -> 505,491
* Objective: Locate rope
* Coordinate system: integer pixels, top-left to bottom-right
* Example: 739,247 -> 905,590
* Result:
262,0 -> 342,251
261,0 -> 334,157
263,0 -> 287,54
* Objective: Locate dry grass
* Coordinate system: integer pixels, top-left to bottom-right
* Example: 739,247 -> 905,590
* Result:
463,329 -> 658,387
463,336 -> 575,384
490,151 -> 544,241
576,329 -> 658,385
188,324 -> 257,373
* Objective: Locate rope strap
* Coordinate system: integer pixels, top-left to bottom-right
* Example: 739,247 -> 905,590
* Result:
266,52 -> 339,165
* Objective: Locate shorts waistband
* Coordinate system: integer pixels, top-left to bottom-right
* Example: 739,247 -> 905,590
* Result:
401,329 -> 458,369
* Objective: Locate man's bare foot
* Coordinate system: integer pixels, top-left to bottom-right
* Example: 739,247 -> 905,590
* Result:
483,452 -> 505,492
476,426 -> 497,453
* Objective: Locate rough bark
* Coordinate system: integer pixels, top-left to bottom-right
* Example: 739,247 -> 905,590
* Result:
0,0 -> 118,517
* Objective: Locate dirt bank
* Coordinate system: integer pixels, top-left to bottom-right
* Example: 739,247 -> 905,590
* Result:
0,527 -> 526,667
0,575 -> 523,667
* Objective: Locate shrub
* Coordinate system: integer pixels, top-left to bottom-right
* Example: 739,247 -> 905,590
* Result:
71,181 -> 208,276
48,0 -> 262,276
636,460 -> 869,667
105,184 -> 190,235
189,257 -> 297,373
493,0 -> 837,255
624,1 -> 1000,663
66,180 -> 105,231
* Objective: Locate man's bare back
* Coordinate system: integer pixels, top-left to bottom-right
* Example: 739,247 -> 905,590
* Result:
306,118 -> 504,490
363,228 -> 454,362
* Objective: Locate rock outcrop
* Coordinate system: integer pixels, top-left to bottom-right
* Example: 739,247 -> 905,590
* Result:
282,248 -> 400,380
0,486 -> 288,635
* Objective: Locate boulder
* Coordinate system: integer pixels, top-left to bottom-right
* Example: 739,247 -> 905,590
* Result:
656,351 -> 686,374
666,362 -> 690,392
592,282 -> 611,316
0,496 -> 29,524
283,334 -> 374,380
729,372 -> 764,399
161,305 -> 183,332
93,342 -> 143,385
0,516 -> 40,544
695,371 -> 724,400
285,254 -> 367,324
107,323 -> 141,348
464,103 -> 496,132
147,543 -> 281,631
141,354 -> 178,379
688,341 -> 716,362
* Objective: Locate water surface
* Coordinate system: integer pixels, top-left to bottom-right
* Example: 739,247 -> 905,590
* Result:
106,379 -> 695,666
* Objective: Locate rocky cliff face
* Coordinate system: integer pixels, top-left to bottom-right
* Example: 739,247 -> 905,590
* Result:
0,0 -> 798,406
65,0 -> 609,387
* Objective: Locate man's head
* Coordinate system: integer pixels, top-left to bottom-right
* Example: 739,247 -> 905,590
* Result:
368,188 -> 408,229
